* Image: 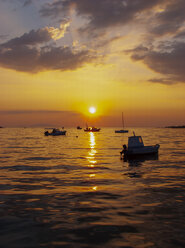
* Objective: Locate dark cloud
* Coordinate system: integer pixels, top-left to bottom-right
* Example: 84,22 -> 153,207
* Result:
0,0 -> 33,7
125,45 -> 149,60
150,0 -> 185,36
40,0 -> 162,33
0,28 -> 98,73
175,30 -> 185,39
39,0 -> 185,41
127,42 -> 185,84
40,0 -> 70,19
23,0 -> 33,7
3,28 -> 52,47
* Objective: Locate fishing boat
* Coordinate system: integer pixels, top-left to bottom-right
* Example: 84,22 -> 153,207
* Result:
44,128 -> 66,136
120,132 -> 160,158
84,126 -> 100,132
115,112 -> 128,133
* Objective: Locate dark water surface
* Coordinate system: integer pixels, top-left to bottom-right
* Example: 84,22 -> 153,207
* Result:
0,127 -> 185,248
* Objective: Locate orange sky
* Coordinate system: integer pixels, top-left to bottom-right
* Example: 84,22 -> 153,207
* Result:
0,0 -> 185,127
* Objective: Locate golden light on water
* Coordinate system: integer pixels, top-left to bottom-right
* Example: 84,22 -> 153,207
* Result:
89,132 -> 96,149
89,174 -> 95,178
86,132 -> 97,168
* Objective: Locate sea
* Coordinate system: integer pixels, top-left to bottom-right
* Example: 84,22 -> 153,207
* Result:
0,127 -> 185,248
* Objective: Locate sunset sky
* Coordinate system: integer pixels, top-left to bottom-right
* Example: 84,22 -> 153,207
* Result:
0,0 -> 185,127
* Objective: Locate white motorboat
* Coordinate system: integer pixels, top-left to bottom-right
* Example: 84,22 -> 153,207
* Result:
44,128 -> 66,136
120,132 -> 159,158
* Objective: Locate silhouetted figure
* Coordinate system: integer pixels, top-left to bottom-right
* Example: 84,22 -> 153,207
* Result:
120,144 -> 127,156
45,131 -> 49,136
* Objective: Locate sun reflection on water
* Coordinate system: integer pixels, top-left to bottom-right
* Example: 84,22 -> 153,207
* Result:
89,132 -> 95,149
87,132 -> 97,168
86,132 -> 97,190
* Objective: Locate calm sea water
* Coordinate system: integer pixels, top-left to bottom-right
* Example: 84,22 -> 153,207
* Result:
0,127 -> 185,248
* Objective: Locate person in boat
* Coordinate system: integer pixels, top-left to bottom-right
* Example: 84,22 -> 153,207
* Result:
45,131 -> 49,135
52,128 -> 57,133
120,144 -> 127,156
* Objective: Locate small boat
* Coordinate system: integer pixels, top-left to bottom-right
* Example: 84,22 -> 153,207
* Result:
84,126 -> 100,132
77,126 -> 82,129
115,112 -> 128,133
44,128 -> 66,136
115,129 -> 128,133
120,132 -> 159,158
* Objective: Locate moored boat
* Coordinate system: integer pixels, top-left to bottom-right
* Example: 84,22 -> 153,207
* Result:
115,112 -> 128,133
120,132 -> 159,158
44,128 -> 66,136
84,126 -> 100,132
115,130 -> 128,133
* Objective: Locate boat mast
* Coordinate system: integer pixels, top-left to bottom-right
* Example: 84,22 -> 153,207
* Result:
122,112 -> 124,129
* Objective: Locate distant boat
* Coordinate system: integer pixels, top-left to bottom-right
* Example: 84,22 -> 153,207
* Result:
44,128 -> 66,136
115,113 -> 128,133
77,126 -> 82,129
84,126 -> 100,132
120,132 -> 160,158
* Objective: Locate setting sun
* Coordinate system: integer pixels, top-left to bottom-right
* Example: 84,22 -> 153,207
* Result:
89,107 -> 96,114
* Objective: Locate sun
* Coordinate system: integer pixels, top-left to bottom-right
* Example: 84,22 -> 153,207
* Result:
89,106 -> 96,114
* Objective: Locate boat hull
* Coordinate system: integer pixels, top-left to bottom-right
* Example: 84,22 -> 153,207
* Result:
45,131 -> 66,136
84,129 -> 100,132
84,127 -> 100,132
124,144 -> 160,158
115,130 -> 128,133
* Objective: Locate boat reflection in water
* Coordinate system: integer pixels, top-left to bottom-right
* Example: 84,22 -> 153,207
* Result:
122,153 -> 159,179
86,132 -> 98,191
123,153 -> 159,166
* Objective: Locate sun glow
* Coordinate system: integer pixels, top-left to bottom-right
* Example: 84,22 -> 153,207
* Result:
89,106 -> 96,114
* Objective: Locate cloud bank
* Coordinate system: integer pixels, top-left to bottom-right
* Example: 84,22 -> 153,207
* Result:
40,0 -> 162,34
39,0 -> 185,84
0,25 -> 97,73
126,41 -> 185,84
0,0 -> 185,83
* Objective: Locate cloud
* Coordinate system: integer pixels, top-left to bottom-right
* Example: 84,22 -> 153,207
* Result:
49,22 -> 70,40
148,78 -> 176,85
175,30 -> 185,39
126,41 -> 185,84
1,0 -> 185,83
40,0 -> 162,33
0,25 -> 98,73
2,22 -> 70,47
150,0 -> 185,36
3,28 -> 53,47
0,34 -> 9,41
0,110 -> 77,115
23,0 -> 33,7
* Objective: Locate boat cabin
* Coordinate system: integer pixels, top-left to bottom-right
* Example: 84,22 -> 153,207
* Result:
128,135 -> 144,148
